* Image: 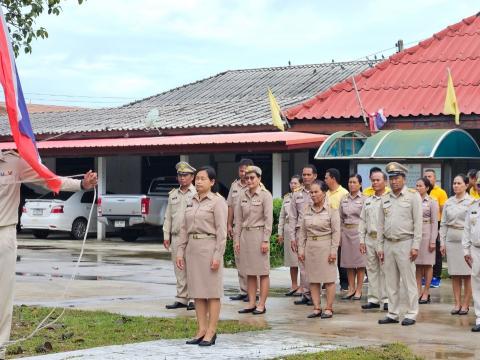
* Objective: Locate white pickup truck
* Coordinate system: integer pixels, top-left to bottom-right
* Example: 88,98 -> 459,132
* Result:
97,177 -> 177,242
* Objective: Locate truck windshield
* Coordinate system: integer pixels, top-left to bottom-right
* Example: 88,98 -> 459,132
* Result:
149,178 -> 178,195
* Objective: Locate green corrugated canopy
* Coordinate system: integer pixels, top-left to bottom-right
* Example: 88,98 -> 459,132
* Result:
315,129 -> 480,160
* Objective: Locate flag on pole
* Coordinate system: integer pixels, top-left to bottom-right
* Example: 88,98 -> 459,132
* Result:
0,8 -> 61,192
368,108 -> 388,132
268,88 -> 285,131
443,68 -> 460,125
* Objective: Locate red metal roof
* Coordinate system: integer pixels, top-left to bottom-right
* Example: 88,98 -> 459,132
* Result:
0,102 -> 81,114
0,132 -> 327,155
286,14 -> 480,120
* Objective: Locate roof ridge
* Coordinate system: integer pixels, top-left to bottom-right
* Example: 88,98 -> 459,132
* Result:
285,12 -> 480,120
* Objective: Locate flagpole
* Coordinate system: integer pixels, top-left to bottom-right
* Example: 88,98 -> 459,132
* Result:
351,76 -> 368,127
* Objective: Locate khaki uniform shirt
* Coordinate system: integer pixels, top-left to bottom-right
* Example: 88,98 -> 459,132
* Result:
377,186 -> 423,251
439,193 -> 474,246
177,191 -> 227,261
163,184 -> 196,240
326,185 -> 349,210
339,193 -> 365,225
277,193 -> 293,236
463,199 -> 480,255
359,191 -> 386,245
288,187 -> 313,241
298,202 -> 340,256
0,151 -> 82,227
227,179 -> 248,208
233,186 -> 273,244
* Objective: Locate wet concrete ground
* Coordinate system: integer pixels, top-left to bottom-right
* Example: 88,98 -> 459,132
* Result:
12,234 -> 480,359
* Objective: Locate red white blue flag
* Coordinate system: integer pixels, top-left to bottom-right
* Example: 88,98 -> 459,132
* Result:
0,8 -> 61,192
368,108 -> 388,132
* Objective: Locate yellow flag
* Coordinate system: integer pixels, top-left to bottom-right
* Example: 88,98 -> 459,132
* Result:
443,69 -> 460,125
268,88 -> 285,131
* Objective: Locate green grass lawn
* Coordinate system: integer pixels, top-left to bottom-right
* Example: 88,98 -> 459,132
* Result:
276,343 -> 423,360
8,305 -> 269,358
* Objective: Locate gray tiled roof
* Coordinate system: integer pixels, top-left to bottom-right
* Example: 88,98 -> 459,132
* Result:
0,61 -> 375,137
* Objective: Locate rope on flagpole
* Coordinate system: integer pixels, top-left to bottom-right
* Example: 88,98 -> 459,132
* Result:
351,75 -> 369,127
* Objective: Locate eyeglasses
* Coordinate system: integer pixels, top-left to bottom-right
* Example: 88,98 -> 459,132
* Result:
245,176 -> 257,181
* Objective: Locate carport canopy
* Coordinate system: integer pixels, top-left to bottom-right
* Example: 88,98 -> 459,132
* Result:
315,129 -> 480,160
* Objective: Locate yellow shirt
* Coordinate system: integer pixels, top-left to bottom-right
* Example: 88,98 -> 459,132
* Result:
430,185 -> 448,219
363,186 -> 391,197
326,185 -> 349,209
470,186 -> 480,200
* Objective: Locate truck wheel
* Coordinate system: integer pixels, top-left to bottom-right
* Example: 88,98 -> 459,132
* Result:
120,230 -> 140,242
33,230 -> 50,239
71,218 -> 88,240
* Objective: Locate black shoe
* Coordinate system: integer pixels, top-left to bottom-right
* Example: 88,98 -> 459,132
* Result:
419,295 -> 431,304
187,302 -> 195,311
199,333 -> 216,346
341,293 -> 355,300
378,317 -> 399,324
165,301 -> 187,309
401,318 -> 416,326
294,296 -> 310,305
383,303 -> 389,311
361,302 -> 380,310
238,307 -> 256,314
243,295 -> 259,302
306,299 -> 313,306
229,294 -> 248,301
252,307 -> 266,315
307,310 -> 322,318
186,336 -> 204,345
472,324 -> 480,332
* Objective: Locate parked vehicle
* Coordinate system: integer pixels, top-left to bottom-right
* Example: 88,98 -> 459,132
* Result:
21,190 -> 97,240
97,177 -> 176,242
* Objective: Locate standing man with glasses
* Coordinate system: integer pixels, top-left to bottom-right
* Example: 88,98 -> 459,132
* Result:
164,161 -> 197,311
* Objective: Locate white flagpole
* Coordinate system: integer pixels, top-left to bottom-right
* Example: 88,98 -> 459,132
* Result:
351,76 -> 368,127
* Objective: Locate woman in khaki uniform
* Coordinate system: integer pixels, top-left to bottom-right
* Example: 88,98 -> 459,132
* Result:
298,180 -> 340,319
415,177 -> 439,304
176,166 -> 227,346
277,175 -> 302,296
440,174 -> 473,315
339,174 -> 366,300
234,166 -> 273,315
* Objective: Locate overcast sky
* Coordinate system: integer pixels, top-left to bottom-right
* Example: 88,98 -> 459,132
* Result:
13,0 -> 480,108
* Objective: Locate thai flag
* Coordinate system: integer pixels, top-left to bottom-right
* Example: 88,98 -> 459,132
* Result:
0,8 -> 61,192
368,108 -> 388,132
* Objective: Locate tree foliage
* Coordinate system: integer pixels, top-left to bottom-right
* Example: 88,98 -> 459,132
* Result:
1,0 -> 84,56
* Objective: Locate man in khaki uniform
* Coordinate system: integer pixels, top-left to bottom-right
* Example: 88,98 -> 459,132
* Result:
227,158 -> 254,301
359,167 -> 389,311
377,162 -> 422,326
463,181 -> 480,332
164,161 -> 196,310
290,164 -> 318,305
0,150 -> 97,359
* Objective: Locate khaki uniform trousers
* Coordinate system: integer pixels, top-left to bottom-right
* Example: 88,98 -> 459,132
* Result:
384,238 -> 418,321
0,225 -> 16,356
471,246 -> 480,326
365,235 -> 388,304
233,225 -> 248,294
171,234 -> 190,304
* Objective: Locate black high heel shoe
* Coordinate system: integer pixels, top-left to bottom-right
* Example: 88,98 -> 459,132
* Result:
186,335 -> 204,345
419,295 -> 431,304
199,333 -> 216,346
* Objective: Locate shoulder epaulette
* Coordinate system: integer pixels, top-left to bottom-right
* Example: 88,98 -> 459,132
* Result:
169,188 -> 176,194
408,188 -> 417,193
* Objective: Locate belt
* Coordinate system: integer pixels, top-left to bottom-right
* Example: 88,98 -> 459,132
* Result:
368,231 -> 377,239
447,225 -> 464,230
189,233 -> 216,239
385,236 -> 411,242
343,224 -> 358,229
243,226 -> 265,231
307,234 -> 331,241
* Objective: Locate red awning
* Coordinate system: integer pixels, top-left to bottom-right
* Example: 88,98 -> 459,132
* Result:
0,131 -> 327,156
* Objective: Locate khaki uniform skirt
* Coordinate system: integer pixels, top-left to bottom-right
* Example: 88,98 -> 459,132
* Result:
340,225 -> 366,268
415,222 -> 436,265
185,236 -> 224,299
445,228 -> 470,275
283,221 -> 298,267
240,227 -> 270,276
305,235 -> 337,283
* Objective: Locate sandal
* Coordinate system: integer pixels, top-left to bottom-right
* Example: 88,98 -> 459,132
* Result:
321,308 -> 334,319
459,307 -> 470,315
450,307 -> 461,315
352,293 -> 363,301
307,308 -> 322,318
285,287 -> 300,297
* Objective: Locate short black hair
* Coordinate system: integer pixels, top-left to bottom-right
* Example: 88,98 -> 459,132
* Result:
349,173 -> 363,184
424,168 -> 436,175
326,168 -> 341,183
303,164 -> 318,175
195,166 -> 218,192
370,167 -> 387,181
468,169 -> 478,178
238,158 -> 254,167
311,180 -> 329,193
417,177 -> 433,194
454,173 -> 469,186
